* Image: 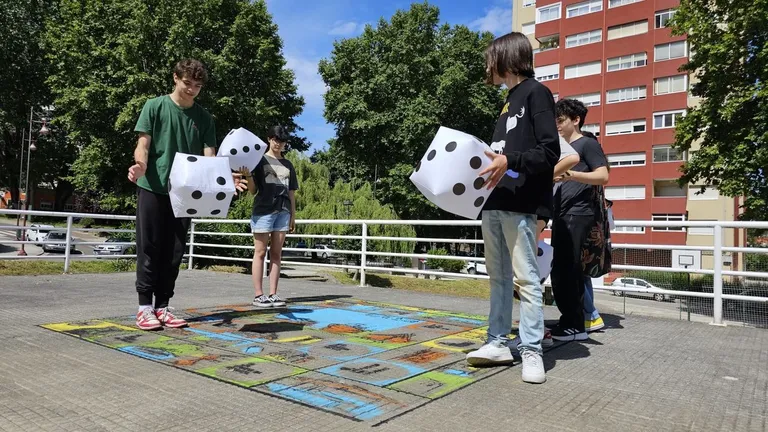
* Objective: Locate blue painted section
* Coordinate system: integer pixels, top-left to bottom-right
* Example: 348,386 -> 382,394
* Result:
267,383 -> 383,420
119,346 -> 175,361
344,304 -> 384,313
446,316 -> 486,326
298,340 -> 386,361
318,358 -> 426,386
241,345 -> 264,354
277,308 -> 422,332
443,369 -> 471,377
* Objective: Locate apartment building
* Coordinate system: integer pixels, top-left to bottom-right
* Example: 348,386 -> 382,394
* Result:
512,0 -> 744,270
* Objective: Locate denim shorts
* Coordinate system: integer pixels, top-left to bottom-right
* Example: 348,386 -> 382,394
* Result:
250,211 -> 291,233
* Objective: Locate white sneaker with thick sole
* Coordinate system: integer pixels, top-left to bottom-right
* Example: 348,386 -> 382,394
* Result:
521,350 -> 546,384
466,340 -> 515,366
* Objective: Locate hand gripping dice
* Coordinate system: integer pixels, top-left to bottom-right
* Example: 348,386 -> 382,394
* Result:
410,127 -> 494,220
217,127 -> 267,172
168,153 -> 235,218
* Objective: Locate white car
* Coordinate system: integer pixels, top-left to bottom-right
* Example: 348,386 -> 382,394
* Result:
611,277 -> 671,302
466,261 -> 487,275
42,232 -> 76,253
93,237 -> 132,257
306,244 -> 335,259
26,224 -> 55,245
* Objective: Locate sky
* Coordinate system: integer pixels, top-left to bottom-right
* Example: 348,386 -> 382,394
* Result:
264,0 -> 513,153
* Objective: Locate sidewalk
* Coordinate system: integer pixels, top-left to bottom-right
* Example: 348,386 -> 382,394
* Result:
1,270 -> 766,431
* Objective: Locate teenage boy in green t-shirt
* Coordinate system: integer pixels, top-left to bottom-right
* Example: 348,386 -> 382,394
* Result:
128,59 -> 246,330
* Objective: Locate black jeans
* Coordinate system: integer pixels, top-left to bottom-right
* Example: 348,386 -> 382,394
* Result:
551,214 -> 595,332
135,188 -> 190,309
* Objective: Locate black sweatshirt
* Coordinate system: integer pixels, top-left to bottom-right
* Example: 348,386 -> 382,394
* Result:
482,78 -> 560,218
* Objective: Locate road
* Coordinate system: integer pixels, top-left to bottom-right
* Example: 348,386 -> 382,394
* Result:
0,225 -> 107,260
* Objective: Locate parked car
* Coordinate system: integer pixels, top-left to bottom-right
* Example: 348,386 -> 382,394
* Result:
93,237 -> 132,257
306,244 -> 335,259
42,232 -> 76,253
466,261 -> 487,275
26,224 -> 55,245
611,277 -> 671,302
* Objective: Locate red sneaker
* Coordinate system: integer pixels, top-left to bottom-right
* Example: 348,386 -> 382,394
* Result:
155,307 -> 188,328
136,308 -> 162,330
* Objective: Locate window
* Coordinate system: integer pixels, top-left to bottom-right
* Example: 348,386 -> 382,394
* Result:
565,29 -> 602,48
613,225 -> 645,234
655,9 -> 676,28
535,63 -> 560,81
566,0 -> 602,18
689,224 -> 715,236
654,75 -> 687,95
523,0 -> 536,7
605,119 -> 646,135
605,185 -> 646,200
609,0 -> 642,8
538,34 -> 560,51
607,52 -> 647,71
64,203 -> 75,212
653,110 -> 685,129
655,41 -> 687,61
582,123 -> 600,135
40,201 -> 53,210
652,214 -> 686,232
522,22 -> 536,35
607,152 -> 646,167
570,92 -> 601,106
564,61 -> 601,79
537,3 -> 561,23
606,86 -> 647,103
688,185 -> 720,200
607,20 -> 648,40
653,145 -> 683,162
653,180 -> 687,197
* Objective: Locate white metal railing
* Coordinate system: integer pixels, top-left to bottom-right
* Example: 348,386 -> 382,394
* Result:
2,208 -> 768,326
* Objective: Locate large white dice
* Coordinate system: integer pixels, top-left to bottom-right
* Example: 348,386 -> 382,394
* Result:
168,153 -> 235,218
409,126 -> 493,220
217,127 -> 267,172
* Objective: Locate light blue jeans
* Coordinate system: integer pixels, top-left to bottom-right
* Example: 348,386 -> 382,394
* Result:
583,277 -> 601,320
482,210 -> 544,355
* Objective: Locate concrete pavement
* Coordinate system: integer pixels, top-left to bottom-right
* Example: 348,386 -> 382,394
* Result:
1,270 -> 767,431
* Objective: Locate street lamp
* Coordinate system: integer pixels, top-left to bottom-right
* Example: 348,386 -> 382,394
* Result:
16,107 -> 50,256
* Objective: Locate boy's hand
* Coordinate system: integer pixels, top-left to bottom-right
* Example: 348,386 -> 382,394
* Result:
554,170 -> 573,183
289,217 -> 296,233
127,161 -> 146,183
232,171 -> 248,195
479,151 -> 507,190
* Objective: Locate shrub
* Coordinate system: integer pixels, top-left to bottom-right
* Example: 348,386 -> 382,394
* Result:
426,248 -> 465,273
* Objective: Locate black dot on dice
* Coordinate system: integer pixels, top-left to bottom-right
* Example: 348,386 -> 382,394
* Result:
243,146 -> 250,153
227,130 -> 235,136
229,148 -> 237,155
453,183 -> 466,195
187,209 -> 197,215
187,156 -> 198,162
255,144 -> 261,151
474,197 -> 485,207
538,247 -> 544,257
415,161 -> 421,172
427,150 -> 437,161
473,177 -> 484,190
211,209 -> 221,215
216,176 -> 226,185
216,192 -> 226,201
445,141 -> 457,152
470,156 -> 482,169
191,190 -> 202,199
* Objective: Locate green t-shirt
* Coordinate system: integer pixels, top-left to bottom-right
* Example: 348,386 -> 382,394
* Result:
134,95 -> 216,194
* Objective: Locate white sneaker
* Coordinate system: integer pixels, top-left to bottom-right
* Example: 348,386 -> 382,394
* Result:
466,340 -> 514,366
521,350 -> 546,384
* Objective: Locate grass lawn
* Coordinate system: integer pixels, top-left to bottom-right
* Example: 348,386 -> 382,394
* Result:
327,271 -> 490,299
0,259 -> 137,276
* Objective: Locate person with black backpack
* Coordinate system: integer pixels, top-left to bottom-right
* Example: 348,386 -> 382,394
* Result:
550,98 -> 610,341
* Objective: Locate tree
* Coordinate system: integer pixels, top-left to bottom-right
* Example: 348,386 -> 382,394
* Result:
317,3 -> 503,234
671,0 -> 768,220
45,0 -> 306,213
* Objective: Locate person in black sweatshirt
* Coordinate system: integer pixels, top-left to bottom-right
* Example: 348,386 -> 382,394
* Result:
465,32 -> 560,384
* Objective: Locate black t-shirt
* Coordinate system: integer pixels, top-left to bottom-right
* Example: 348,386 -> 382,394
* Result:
251,155 -> 299,215
482,78 -> 560,217
555,135 -> 607,217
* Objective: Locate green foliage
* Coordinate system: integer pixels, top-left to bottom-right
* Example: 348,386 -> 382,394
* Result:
670,0 -> 768,220
317,3 -> 503,228
426,248 -> 465,273
45,0 -> 305,212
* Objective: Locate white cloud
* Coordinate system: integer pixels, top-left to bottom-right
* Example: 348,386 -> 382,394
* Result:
329,20 -> 365,36
285,55 -> 327,111
469,7 -> 514,36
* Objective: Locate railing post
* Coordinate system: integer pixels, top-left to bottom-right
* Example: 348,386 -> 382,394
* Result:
64,216 -> 73,273
360,223 -> 367,287
711,224 -> 725,326
188,222 -> 195,270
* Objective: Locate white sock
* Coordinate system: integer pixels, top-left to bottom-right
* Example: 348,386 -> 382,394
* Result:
139,305 -> 154,313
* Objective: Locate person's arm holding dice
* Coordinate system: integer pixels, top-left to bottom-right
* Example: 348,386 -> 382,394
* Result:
554,138 -> 580,179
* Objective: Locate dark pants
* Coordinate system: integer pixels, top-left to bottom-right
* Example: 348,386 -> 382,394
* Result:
551,214 -> 594,332
135,188 -> 190,309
